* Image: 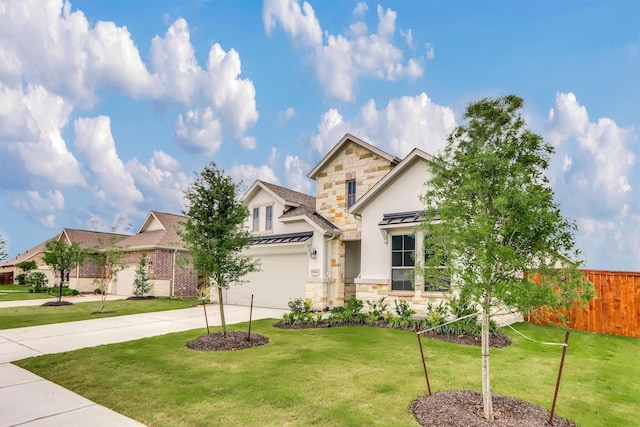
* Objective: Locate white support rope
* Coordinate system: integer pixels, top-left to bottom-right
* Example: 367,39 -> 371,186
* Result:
505,323 -> 567,347
416,311 -> 480,335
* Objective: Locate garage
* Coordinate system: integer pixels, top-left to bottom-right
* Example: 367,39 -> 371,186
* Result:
224,249 -> 309,309
113,265 -> 135,296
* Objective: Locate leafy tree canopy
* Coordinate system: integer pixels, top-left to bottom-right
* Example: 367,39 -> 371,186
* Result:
420,95 -> 594,420
179,162 -> 260,335
16,260 -> 37,272
42,240 -> 86,303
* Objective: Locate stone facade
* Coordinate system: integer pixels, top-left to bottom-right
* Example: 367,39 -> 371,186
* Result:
313,140 -> 396,308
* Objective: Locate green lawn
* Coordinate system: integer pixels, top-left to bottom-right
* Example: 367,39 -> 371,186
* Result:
16,321 -> 639,427
0,298 -> 200,329
0,285 -> 51,301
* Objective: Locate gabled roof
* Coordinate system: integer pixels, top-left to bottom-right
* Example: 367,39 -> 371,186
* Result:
242,180 -> 339,234
349,148 -> 434,215
0,237 -> 53,268
307,133 -> 401,180
242,180 -> 315,210
119,211 -> 186,250
61,229 -> 130,249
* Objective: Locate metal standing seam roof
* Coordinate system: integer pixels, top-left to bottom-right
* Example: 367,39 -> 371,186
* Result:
252,231 -> 313,245
378,210 -> 426,226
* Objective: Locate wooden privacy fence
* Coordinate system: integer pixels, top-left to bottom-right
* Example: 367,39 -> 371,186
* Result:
527,270 -> 640,338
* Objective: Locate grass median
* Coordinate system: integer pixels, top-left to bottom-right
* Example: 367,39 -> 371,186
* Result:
0,285 -> 52,302
0,298 -> 201,329
16,320 -> 639,427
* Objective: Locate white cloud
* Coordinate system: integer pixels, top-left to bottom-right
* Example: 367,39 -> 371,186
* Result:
264,1 -> 423,101
0,3 -> 259,158
310,93 -> 456,158
425,42 -> 435,60
547,92 -> 635,215
262,0 -> 322,46
74,116 -> 143,210
277,107 -> 295,126
12,189 -> 64,228
175,108 -> 223,155
0,83 -> 85,188
353,2 -> 368,17
241,136 -> 257,150
268,147 -> 278,165
284,155 -> 313,194
229,164 -> 279,191
126,151 -> 190,213
544,92 -> 639,270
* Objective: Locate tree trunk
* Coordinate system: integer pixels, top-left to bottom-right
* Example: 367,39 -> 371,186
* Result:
57,269 -> 64,303
217,286 -> 227,337
481,300 -> 494,420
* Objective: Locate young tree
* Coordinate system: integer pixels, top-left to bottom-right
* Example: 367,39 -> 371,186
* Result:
42,240 -> 86,304
420,95 -> 594,420
133,252 -> 153,297
179,163 -> 260,336
0,234 -> 7,261
91,241 -> 127,313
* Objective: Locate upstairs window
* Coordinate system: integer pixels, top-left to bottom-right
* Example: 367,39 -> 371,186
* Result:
265,205 -> 273,231
391,234 -> 415,291
252,207 -> 259,231
347,179 -> 356,208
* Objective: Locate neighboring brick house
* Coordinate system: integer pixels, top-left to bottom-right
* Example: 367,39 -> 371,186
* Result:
114,211 -> 198,298
0,211 -> 199,297
239,133 -> 450,314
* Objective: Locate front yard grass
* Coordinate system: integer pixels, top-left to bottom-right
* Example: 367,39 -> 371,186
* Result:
16,320 -> 639,427
0,298 -> 200,329
0,285 -> 51,301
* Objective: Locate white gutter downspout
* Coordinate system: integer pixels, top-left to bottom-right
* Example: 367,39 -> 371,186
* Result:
171,249 -> 178,297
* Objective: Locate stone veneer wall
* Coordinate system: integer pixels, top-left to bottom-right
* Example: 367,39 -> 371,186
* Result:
314,141 -> 395,308
355,283 -> 454,317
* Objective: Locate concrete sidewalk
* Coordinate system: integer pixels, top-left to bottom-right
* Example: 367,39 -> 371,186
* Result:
0,304 -> 287,426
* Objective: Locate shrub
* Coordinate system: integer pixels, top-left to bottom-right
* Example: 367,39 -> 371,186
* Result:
282,298 -> 314,324
387,299 -> 416,329
366,297 -> 388,323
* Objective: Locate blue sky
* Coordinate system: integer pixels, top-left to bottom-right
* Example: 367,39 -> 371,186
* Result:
0,0 -> 638,270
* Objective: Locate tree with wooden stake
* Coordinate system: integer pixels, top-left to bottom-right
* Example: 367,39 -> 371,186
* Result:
419,95 -> 594,421
179,162 -> 260,337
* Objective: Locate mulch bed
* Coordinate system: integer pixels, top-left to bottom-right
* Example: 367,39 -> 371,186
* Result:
41,301 -> 73,306
273,320 -> 512,348
126,296 -> 157,300
186,331 -> 269,351
410,390 -> 577,427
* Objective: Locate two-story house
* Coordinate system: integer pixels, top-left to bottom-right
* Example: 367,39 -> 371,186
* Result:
237,133 -> 449,314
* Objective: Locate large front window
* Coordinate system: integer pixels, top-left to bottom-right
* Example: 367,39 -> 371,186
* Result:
423,236 -> 451,291
391,234 -> 415,291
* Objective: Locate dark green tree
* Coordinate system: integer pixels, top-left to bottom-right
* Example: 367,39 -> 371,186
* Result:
420,95 -> 594,420
15,260 -> 37,285
42,240 -> 86,304
179,163 -> 260,336
133,252 -> 153,297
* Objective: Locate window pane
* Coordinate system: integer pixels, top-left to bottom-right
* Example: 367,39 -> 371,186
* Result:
252,207 -> 259,231
391,235 -> 403,250
265,206 -> 272,230
404,234 -> 415,249
347,180 -> 356,208
404,251 -> 415,267
391,252 -> 403,266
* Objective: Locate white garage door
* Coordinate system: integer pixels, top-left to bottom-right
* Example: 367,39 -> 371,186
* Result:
113,265 -> 135,296
225,251 -> 308,309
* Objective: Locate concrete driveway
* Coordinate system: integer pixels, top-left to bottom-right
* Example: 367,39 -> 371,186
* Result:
0,301 -> 286,426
